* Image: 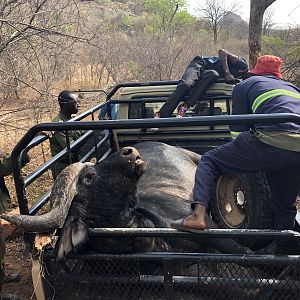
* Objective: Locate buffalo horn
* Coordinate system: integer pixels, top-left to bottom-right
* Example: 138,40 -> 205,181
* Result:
1,162 -> 93,232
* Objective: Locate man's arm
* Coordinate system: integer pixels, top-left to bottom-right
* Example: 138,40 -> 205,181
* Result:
0,152 -> 29,177
52,130 -> 81,150
230,83 -> 251,139
218,49 -> 239,82
0,154 -> 12,177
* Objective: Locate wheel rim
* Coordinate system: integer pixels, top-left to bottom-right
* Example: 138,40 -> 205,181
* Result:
215,174 -> 246,228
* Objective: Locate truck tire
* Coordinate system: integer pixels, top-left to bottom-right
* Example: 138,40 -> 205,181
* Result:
210,172 -> 272,248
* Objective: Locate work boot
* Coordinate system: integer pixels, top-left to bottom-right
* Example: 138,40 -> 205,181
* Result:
0,293 -> 21,300
3,272 -> 20,284
176,103 -> 189,118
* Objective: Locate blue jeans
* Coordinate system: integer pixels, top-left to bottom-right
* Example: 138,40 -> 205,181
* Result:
99,104 -> 119,137
159,57 -> 219,117
193,131 -> 300,230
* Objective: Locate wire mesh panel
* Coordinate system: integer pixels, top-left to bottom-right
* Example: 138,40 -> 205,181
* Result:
42,252 -> 300,300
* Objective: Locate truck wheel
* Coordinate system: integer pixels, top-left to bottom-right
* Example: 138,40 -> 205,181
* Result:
210,172 -> 272,248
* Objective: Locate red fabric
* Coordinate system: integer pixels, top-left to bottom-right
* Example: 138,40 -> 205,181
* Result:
249,55 -> 283,78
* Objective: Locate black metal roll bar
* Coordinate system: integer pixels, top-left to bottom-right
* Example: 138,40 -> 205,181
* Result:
11,113 -> 300,216
89,227 -> 300,240
45,251 -> 300,264
28,134 -> 111,216
14,90 -> 108,214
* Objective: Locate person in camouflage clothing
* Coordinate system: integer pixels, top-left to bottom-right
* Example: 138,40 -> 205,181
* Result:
0,154 -> 12,295
50,90 -> 83,179
0,152 -> 29,300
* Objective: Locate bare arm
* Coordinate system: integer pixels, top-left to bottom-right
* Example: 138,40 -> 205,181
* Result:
218,49 -> 239,82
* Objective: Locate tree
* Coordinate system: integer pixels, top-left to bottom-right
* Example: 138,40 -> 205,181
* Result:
248,0 -> 276,68
0,0 -> 87,101
0,0 -> 98,137
262,7 -> 275,35
197,0 -> 239,44
144,0 -> 196,35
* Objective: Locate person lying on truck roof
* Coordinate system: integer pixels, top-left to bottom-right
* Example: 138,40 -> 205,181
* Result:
155,48 -> 248,118
171,55 -> 300,241
49,90 -> 83,180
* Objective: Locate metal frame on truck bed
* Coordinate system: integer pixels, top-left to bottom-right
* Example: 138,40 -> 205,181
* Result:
10,81 -> 300,300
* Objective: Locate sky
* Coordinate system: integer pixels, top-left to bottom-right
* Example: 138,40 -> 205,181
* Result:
186,0 -> 300,28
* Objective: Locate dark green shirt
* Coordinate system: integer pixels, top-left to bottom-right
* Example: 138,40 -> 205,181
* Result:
0,153 -> 12,215
50,112 -> 83,161
0,154 -> 11,276
0,154 -> 12,177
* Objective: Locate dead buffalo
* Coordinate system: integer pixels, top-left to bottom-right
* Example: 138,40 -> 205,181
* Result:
2,141 -> 252,260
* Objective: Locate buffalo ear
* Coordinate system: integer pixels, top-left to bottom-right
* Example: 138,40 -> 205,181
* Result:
71,219 -> 89,251
55,218 -> 89,261
55,225 -> 73,261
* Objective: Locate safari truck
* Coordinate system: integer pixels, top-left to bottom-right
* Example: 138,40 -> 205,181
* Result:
8,80 -> 300,300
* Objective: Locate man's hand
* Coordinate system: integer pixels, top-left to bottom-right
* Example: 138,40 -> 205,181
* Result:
38,131 -> 54,138
101,114 -> 111,120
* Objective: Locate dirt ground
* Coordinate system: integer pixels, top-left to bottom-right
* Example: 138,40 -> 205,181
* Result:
2,238 -> 35,300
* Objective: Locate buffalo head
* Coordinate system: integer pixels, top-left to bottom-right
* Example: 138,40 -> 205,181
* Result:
1,146 -> 147,240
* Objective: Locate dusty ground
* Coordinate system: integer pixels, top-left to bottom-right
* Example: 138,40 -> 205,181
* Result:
2,238 -> 36,300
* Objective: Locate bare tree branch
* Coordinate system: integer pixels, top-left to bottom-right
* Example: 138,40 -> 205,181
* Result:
197,0 -> 239,44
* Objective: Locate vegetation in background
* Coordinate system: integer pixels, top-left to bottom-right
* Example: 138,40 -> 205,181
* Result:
0,0 -> 299,154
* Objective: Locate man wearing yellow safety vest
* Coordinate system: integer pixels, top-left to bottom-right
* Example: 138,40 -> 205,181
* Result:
171,55 -> 300,234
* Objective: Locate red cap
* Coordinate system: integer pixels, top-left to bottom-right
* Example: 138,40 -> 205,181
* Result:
249,55 -> 283,78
